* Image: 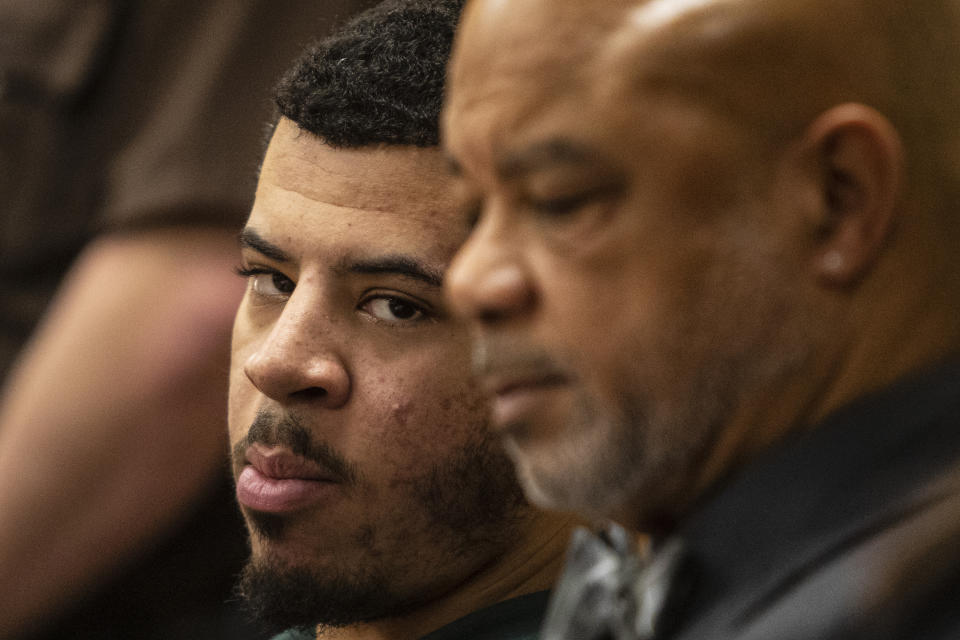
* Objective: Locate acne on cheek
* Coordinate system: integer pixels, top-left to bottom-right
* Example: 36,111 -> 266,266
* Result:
390,400 -> 414,428
370,389 -> 487,466
367,367 -> 483,431
384,395 -> 481,432
382,397 -> 465,440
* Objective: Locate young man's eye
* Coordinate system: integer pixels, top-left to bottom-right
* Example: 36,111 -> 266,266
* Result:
361,296 -> 429,325
236,267 -> 295,297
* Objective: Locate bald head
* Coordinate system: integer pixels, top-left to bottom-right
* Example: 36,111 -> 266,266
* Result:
443,0 -> 960,526
450,0 -> 960,206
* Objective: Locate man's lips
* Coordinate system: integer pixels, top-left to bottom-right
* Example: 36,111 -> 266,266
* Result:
235,444 -> 342,514
484,372 -> 568,396
481,371 -> 570,428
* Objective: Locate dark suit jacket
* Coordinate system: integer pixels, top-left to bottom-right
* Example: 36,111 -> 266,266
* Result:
669,358 -> 960,640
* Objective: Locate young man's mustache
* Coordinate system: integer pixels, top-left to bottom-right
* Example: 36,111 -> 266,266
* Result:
233,410 -> 360,486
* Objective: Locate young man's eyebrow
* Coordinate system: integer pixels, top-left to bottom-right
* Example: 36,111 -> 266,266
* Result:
338,255 -> 444,288
238,228 -> 292,263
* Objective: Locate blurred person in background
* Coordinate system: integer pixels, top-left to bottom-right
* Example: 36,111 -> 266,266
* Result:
0,1 -> 376,638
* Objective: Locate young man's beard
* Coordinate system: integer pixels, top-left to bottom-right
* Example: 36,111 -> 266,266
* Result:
237,554 -> 409,633
234,411 -> 529,633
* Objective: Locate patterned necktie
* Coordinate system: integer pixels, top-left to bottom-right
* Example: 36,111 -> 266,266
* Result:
541,523 -> 693,640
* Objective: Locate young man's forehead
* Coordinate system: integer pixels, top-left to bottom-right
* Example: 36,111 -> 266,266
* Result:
261,118 -> 454,212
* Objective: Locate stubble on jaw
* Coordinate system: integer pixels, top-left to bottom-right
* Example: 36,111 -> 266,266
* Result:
235,415 -> 531,631
500,232 -> 819,531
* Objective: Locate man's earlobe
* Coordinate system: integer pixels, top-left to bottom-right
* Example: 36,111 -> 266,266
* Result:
805,103 -> 904,286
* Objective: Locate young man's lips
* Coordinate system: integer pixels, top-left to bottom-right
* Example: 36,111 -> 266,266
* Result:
235,445 -> 342,514
236,466 -> 338,514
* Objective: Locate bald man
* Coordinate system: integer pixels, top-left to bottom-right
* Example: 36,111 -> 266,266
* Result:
441,0 -> 960,638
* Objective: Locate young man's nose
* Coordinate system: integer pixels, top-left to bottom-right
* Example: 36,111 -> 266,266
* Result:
243,304 -> 351,408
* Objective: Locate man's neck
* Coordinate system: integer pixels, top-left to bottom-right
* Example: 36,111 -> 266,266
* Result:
315,511 -> 577,640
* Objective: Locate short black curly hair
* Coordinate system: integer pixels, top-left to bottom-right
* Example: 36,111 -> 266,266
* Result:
274,0 -> 465,148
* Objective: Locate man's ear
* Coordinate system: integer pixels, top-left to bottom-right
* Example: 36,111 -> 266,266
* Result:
801,103 -> 904,286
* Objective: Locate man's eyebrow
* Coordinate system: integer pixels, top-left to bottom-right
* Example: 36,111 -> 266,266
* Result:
498,138 -> 599,178
337,255 -> 445,288
238,228 -> 292,263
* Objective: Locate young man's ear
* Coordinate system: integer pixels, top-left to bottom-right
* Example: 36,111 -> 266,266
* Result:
800,103 -> 904,286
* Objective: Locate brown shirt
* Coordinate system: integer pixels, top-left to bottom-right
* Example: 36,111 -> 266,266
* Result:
0,2 -> 375,638
0,0 -> 376,380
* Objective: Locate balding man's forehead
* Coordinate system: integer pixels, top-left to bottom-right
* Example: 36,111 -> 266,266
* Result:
454,0 -> 763,126
446,0 -> 610,158
588,0 -> 900,139
452,0 -> 618,80
451,0 -> 960,159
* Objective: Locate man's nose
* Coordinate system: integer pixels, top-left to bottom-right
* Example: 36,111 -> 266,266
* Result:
446,210 -> 535,325
243,302 -> 350,408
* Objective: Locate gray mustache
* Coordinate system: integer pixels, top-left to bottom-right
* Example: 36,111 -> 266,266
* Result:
472,337 -> 564,379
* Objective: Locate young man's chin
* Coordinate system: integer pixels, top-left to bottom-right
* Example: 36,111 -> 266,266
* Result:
237,557 -> 399,633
